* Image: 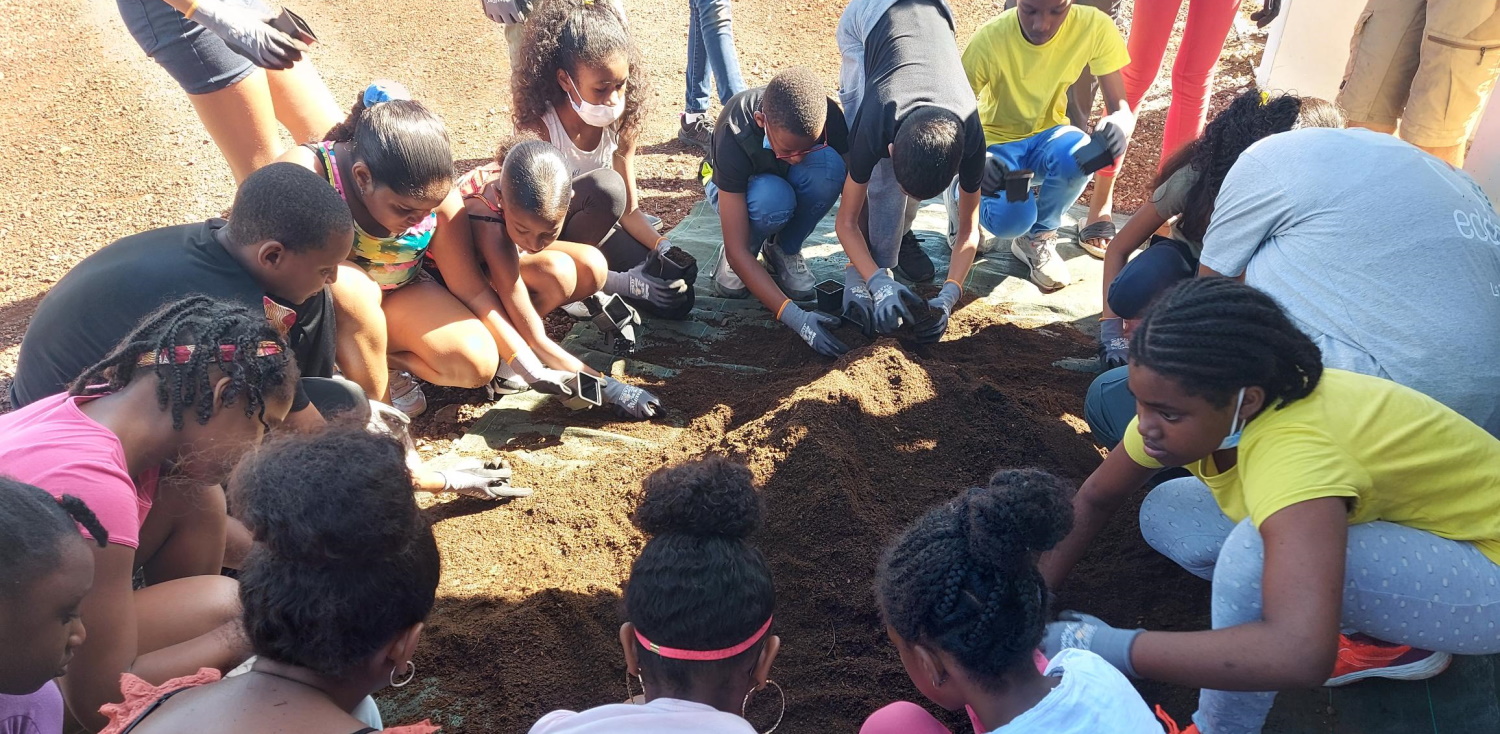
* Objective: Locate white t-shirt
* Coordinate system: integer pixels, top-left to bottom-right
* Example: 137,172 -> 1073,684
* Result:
529,697 -> 756,734
540,103 -> 620,179
991,649 -> 1160,733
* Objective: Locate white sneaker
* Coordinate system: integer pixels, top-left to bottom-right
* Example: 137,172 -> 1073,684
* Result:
760,241 -> 816,300
387,370 -> 427,418
1010,231 -> 1072,292
712,244 -> 749,299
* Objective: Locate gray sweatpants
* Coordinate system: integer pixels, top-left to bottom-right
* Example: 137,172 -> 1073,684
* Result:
1140,478 -> 1500,734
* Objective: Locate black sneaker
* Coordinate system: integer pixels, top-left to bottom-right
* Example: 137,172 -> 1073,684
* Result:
679,114 -> 714,153
895,230 -> 935,282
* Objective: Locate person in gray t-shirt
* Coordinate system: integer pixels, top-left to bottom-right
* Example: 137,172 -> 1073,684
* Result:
1085,127 -> 1500,445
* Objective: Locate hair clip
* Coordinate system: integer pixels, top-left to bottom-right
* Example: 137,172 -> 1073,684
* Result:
136,341 -> 284,367
363,80 -> 412,108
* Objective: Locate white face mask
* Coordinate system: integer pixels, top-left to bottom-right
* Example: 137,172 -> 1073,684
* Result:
565,74 -> 625,128
1216,387 -> 1248,451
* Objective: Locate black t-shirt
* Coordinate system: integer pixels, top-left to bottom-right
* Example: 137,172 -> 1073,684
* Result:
709,87 -> 851,195
846,0 -> 986,192
11,220 -> 335,412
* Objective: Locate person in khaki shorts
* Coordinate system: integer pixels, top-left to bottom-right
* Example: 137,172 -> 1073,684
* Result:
1339,0 -> 1500,166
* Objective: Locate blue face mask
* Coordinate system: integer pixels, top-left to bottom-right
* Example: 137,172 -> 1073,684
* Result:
762,136 -> 773,151
1217,387 -> 1248,450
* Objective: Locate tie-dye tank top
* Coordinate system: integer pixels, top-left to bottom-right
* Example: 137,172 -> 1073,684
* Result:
309,142 -> 436,290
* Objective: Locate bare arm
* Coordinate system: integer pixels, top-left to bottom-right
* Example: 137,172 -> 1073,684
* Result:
1101,201 -> 1169,319
944,187 -> 982,286
1097,71 -> 1130,117
428,191 -> 531,363
834,176 -> 880,279
1130,498 -> 1347,689
613,141 -> 664,248
1039,445 -> 1157,589
718,190 -> 794,312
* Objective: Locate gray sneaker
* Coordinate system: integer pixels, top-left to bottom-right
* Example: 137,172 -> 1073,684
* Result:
712,243 -> 749,299
679,114 -> 714,153
387,370 -> 427,418
1009,231 -> 1072,292
761,241 -> 816,301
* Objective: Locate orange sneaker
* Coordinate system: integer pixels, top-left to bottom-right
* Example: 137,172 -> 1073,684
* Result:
1324,633 -> 1452,687
1154,705 -> 1199,734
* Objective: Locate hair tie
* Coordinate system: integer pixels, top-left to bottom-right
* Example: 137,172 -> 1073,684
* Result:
363,80 -> 412,108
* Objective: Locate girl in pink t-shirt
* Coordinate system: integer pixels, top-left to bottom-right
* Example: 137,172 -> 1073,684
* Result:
0,295 -> 297,731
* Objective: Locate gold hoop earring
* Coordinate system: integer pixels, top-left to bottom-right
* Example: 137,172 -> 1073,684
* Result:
741,678 -> 786,734
390,660 -> 416,688
622,671 -> 646,704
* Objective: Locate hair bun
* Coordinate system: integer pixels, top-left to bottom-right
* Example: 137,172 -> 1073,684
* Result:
634,457 -> 762,539
963,469 -> 1074,564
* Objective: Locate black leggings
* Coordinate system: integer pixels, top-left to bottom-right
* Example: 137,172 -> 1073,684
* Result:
562,167 -> 649,272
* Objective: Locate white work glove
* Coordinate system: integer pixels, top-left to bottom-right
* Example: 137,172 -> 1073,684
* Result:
481,0 -> 526,24
438,459 -> 533,499
192,0 -> 308,70
507,352 -> 575,396
1098,109 -> 1136,145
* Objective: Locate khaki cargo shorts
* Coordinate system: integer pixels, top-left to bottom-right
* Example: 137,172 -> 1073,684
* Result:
1338,0 -> 1500,147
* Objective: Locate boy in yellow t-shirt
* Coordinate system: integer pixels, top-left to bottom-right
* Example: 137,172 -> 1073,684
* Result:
954,0 -> 1130,293
1037,278 -> 1500,734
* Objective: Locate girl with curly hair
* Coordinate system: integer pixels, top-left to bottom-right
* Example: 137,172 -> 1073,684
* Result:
511,0 -> 696,320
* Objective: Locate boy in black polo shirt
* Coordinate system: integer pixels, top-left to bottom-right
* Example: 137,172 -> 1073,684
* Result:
705,67 -> 853,357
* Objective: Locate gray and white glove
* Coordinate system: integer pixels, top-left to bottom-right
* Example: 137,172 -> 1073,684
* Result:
617,244 -> 690,312
915,281 -> 962,343
1099,317 -> 1129,370
192,0 -> 307,69
867,269 -> 923,334
779,303 -> 848,358
438,459 -> 533,499
1040,611 -> 1144,677
507,352 -> 574,396
481,0 -> 526,23
842,265 -> 875,338
601,376 -> 663,420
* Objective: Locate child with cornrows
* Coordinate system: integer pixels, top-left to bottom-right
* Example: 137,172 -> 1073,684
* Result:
861,469 -> 1160,733
0,296 -> 297,731
0,481 -> 109,734
459,139 -> 664,419
512,0 -> 697,320
531,458 -> 781,733
1042,278 -> 1500,734
98,428 -> 440,733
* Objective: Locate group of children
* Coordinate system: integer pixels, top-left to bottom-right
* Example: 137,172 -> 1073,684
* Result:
6,0 -> 1500,730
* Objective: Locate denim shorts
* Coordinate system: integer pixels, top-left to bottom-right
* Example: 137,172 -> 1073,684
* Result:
117,0 -> 269,95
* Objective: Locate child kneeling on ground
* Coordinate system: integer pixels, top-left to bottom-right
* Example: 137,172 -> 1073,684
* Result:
99,427 -> 440,733
862,469 -> 1160,733
0,482 -> 108,734
531,457 -> 781,733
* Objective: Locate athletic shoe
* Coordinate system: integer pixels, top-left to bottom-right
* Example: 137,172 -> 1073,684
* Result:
387,370 -> 427,418
895,230 -> 935,282
712,243 -> 749,299
1010,230 -> 1072,292
761,241 -> 816,301
1324,634 -> 1452,687
679,114 -> 714,153
644,212 -> 663,229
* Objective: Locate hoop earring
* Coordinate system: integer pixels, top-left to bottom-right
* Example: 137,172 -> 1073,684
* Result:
390,660 -> 416,688
741,679 -> 786,734
622,671 -> 646,704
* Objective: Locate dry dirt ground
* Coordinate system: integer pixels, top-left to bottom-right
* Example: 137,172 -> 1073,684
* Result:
0,0 -> 1266,730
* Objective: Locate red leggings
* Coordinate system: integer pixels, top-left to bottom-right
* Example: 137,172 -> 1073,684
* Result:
1107,0 -> 1239,175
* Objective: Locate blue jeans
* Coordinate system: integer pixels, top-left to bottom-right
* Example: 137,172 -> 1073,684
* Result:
705,146 -> 846,254
977,125 -> 1091,239
1107,236 -> 1197,319
685,0 -> 746,114
1084,365 -> 1134,449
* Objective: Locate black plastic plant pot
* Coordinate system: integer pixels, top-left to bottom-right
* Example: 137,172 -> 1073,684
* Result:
574,372 -> 603,406
646,246 -> 699,281
815,279 -> 844,314
602,294 -> 635,326
909,301 -> 942,335
1004,170 -> 1034,203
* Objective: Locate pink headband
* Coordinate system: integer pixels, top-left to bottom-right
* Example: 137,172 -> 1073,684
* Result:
635,617 -> 773,661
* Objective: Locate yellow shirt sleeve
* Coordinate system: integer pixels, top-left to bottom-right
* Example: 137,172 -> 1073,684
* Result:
1121,417 -> 1164,469
1240,425 -> 1366,527
1085,10 -> 1130,77
962,23 -> 994,99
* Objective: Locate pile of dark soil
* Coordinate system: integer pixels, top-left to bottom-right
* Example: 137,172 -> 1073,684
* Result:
394,304 -> 1209,731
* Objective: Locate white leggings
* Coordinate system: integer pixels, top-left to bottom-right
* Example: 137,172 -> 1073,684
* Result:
1139,478 -> 1500,734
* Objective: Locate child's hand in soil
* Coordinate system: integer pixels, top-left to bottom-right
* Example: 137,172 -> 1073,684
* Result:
602,377 -> 663,420
867,270 -> 923,334
842,265 -> 876,337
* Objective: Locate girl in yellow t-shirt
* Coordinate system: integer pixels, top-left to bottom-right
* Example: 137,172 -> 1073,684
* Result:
1038,277 -> 1500,734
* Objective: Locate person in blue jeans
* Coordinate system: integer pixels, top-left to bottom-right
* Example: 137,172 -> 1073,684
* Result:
704,68 -> 851,357
679,0 -> 748,152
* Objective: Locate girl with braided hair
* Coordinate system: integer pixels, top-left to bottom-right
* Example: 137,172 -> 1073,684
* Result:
531,457 -> 781,733
861,469 -> 1159,733
0,480 -> 108,734
1095,89 -> 1342,370
1041,278 -> 1500,734
0,295 -> 296,731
